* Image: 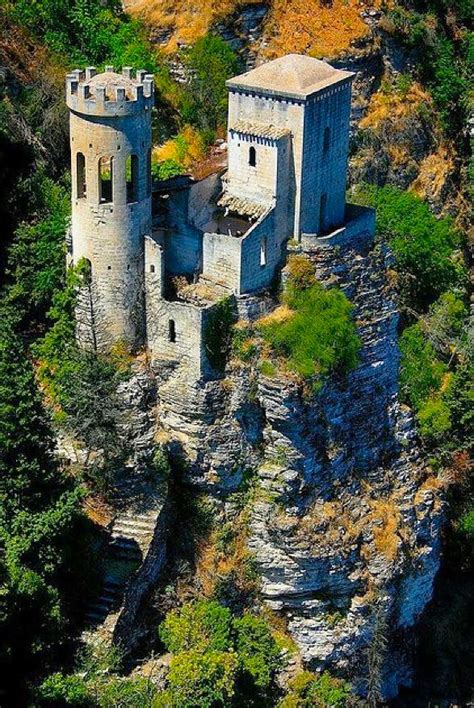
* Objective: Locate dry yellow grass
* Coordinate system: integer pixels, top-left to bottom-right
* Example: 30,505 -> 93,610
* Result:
257,304 -> 294,327
263,0 -> 377,59
410,144 -> 456,201
125,0 -> 263,53
368,499 -> 401,560
125,0 -> 381,58
360,81 -> 432,130
154,125 -> 207,168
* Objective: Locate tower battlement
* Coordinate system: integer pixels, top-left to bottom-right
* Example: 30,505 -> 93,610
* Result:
66,66 -> 154,117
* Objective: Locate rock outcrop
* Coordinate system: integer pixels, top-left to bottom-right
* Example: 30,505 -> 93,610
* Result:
150,227 -> 443,699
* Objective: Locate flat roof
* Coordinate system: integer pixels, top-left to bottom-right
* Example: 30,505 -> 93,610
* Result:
226,54 -> 354,100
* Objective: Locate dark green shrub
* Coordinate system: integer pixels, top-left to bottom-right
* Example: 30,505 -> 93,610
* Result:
182,34 -> 240,130
9,0 -> 158,69
352,184 -> 465,311
204,297 -> 236,372
399,324 -> 447,410
234,613 -> 283,691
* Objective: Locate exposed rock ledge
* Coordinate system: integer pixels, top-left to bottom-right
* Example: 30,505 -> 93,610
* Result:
152,227 -> 444,699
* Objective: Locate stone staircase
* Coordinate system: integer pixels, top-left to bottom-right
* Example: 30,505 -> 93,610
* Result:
84,473 -> 167,640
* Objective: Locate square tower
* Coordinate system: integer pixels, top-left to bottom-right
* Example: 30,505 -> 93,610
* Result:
226,54 -> 354,239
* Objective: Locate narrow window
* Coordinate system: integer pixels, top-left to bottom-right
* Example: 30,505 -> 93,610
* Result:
249,145 -> 256,167
76,152 -> 86,198
168,319 -> 176,343
126,154 -> 139,203
99,156 -> 113,203
260,237 -> 267,267
147,148 -> 152,196
320,193 -> 327,233
323,126 -> 331,154
150,264 -> 155,273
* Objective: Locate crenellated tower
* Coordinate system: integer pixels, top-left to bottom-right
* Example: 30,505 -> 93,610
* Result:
66,65 -> 154,349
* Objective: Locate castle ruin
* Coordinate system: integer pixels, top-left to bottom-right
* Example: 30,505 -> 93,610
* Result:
66,54 -> 375,375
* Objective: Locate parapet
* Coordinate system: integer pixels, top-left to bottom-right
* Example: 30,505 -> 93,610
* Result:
66,66 -> 154,117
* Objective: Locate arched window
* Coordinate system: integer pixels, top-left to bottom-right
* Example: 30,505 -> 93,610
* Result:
126,154 -> 139,203
76,152 -> 86,198
147,148 -> 152,196
99,156 -> 113,203
320,193 -> 327,233
249,145 -> 256,167
323,126 -> 331,154
168,319 -> 176,343
150,264 -> 155,273
260,237 -> 267,267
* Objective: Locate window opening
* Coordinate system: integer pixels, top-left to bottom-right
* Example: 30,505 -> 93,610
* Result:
99,156 -> 113,203
76,152 -> 86,198
168,319 -> 176,343
249,145 -> 256,167
126,154 -> 139,203
260,237 -> 267,267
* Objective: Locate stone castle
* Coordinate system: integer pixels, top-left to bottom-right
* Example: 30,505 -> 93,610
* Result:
66,54 -> 375,376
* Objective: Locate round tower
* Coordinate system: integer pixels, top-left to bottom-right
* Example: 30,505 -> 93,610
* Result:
66,65 -> 154,349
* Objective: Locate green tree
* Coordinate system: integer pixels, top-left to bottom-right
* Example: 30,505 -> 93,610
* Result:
182,34 -> 241,130
0,308 -> 84,701
352,184 -> 465,311
159,599 -> 233,654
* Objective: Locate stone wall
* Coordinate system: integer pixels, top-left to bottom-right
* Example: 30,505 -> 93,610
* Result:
227,79 -> 352,239
301,82 -> 352,233
202,230 -> 242,291
228,89 -> 304,237
69,102 -> 152,348
226,131 -> 282,203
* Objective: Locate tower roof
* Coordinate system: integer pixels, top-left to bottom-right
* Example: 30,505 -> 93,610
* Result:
85,71 -> 140,101
226,54 -> 354,100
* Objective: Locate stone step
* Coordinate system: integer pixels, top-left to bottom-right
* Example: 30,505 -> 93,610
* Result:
113,518 -> 156,532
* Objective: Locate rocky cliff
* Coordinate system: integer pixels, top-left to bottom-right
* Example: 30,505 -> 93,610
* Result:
140,225 -> 444,699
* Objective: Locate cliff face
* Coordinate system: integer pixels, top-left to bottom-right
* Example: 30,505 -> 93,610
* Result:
150,228 -> 444,699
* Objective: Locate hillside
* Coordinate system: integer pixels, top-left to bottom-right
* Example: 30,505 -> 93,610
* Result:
0,0 -> 472,706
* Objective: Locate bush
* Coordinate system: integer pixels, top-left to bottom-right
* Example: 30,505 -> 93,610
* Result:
258,278 -> 360,384
159,599 -> 233,654
234,614 -> 283,691
9,0 -> 158,69
204,297 -> 236,372
158,601 -> 284,705
166,649 -> 238,707
280,670 -> 351,707
352,184 -> 465,311
399,324 -> 447,410
417,394 -> 452,442
151,159 -> 184,181
182,34 -> 241,130
459,509 -> 474,538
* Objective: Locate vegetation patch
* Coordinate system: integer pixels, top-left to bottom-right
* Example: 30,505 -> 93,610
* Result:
257,257 -> 360,386
204,297 -> 237,373
352,183 -> 466,311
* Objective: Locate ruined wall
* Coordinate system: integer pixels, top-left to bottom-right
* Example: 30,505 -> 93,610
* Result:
202,230 -> 242,291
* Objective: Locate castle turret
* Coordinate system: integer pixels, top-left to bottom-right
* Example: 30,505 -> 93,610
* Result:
66,66 -> 154,349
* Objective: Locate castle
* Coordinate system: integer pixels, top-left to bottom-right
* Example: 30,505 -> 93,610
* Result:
66,54 -> 375,377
